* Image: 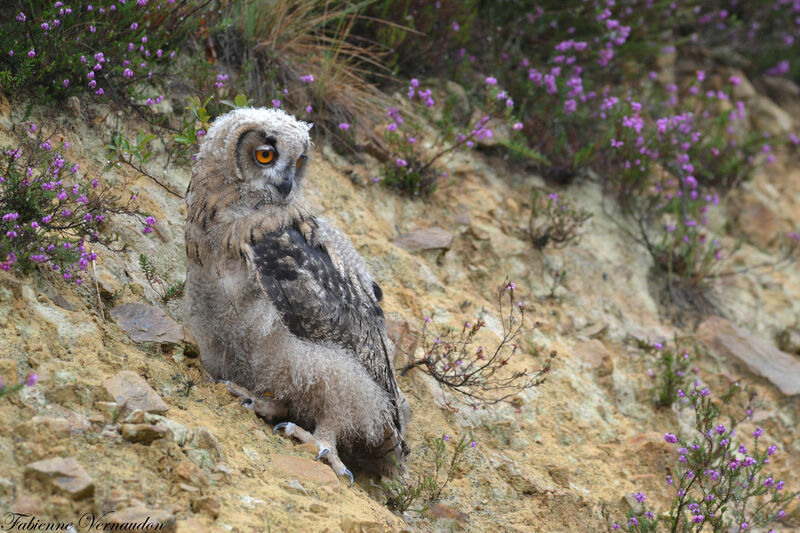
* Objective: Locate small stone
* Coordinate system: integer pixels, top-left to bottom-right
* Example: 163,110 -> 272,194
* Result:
453,205 -> 471,226
177,483 -> 199,493
25,457 -> 94,500
12,493 -> 42,515
191,495 -> 221,519
104,507 -> 177,533
272,454 -> 339,485
125,409 -> 147,424
777,328 -> 800,355
393,227 -> 454,252
174,460 -> 209,487
110,303 -> 186,345
104,371 -> 169,414
696,316 -> 800,396
120,423 -> 169,444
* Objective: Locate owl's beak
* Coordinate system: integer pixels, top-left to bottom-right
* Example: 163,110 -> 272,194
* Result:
276,176 -> 294,197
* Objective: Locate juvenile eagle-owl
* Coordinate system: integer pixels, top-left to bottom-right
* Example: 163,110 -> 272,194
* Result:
185,108 -> 409,482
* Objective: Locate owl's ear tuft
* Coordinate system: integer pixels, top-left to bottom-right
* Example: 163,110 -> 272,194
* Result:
305,122 -> 314,131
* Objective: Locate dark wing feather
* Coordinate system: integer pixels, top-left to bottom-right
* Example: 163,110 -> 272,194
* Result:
252,222 -> 402,433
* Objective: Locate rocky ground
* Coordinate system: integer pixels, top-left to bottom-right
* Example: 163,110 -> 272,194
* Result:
0,69 -> 799,533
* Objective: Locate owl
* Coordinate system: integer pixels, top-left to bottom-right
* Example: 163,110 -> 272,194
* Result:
184,108 -> 410,483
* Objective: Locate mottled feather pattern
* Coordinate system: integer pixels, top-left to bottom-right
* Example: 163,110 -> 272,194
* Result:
185,108 -> 409,471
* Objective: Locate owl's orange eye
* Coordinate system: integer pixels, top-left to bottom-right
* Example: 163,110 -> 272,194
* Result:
254,148 -> 275,165
296,157 -> 304,170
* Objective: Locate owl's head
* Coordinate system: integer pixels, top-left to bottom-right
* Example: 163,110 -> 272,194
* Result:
197,107 -> 313,207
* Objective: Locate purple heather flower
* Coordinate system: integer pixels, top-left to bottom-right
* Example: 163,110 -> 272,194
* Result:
396,158 -> 407,167
300,74 -> 314,83
664,433 -> 678,444
25,373 -> 37,387
633,492 -> 645,504
338,122 -> 350,131
485,76 -> 497,86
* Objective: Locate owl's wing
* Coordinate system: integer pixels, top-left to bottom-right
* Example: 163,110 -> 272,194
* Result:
250,219 -> 404,441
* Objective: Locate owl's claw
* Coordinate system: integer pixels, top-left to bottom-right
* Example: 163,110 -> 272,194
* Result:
273,421 -> 294,434
315,447 -> 330,461
341,468 -> 354,486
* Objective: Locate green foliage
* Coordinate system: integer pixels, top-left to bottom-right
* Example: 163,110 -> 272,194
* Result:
0,0 -> 209,103
380,433 -> 472,513
2,124 -> 119,281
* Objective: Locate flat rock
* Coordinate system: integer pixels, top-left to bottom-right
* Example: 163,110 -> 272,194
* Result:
110,303 -> 185,345
393,227 -> 454,252
25,457 -> 94,500
696,316 -> 800,395
104,371 -> 169,414
272,454 -> 339,485
103,506 -> 177,533
121,423 -> 169,444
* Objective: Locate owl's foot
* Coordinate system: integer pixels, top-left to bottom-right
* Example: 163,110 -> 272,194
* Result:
272,422 -> 354,486
215,379 -> 287,420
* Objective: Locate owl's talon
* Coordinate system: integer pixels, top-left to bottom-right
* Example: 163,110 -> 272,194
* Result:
273,421 -> 294,435
315,448 -> 330,461
342,468 -> 354,486
240,398 -> 254,408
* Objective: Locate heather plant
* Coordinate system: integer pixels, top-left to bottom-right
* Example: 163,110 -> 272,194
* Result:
380,433 -> 474,513
612,383 -> 799,532
528,189 -> 593,249
639,338 -> 697,409
400,281 -> 555,409
0,0 -> 209,103
380,76 -> 520,195
1,123 -> 154,283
